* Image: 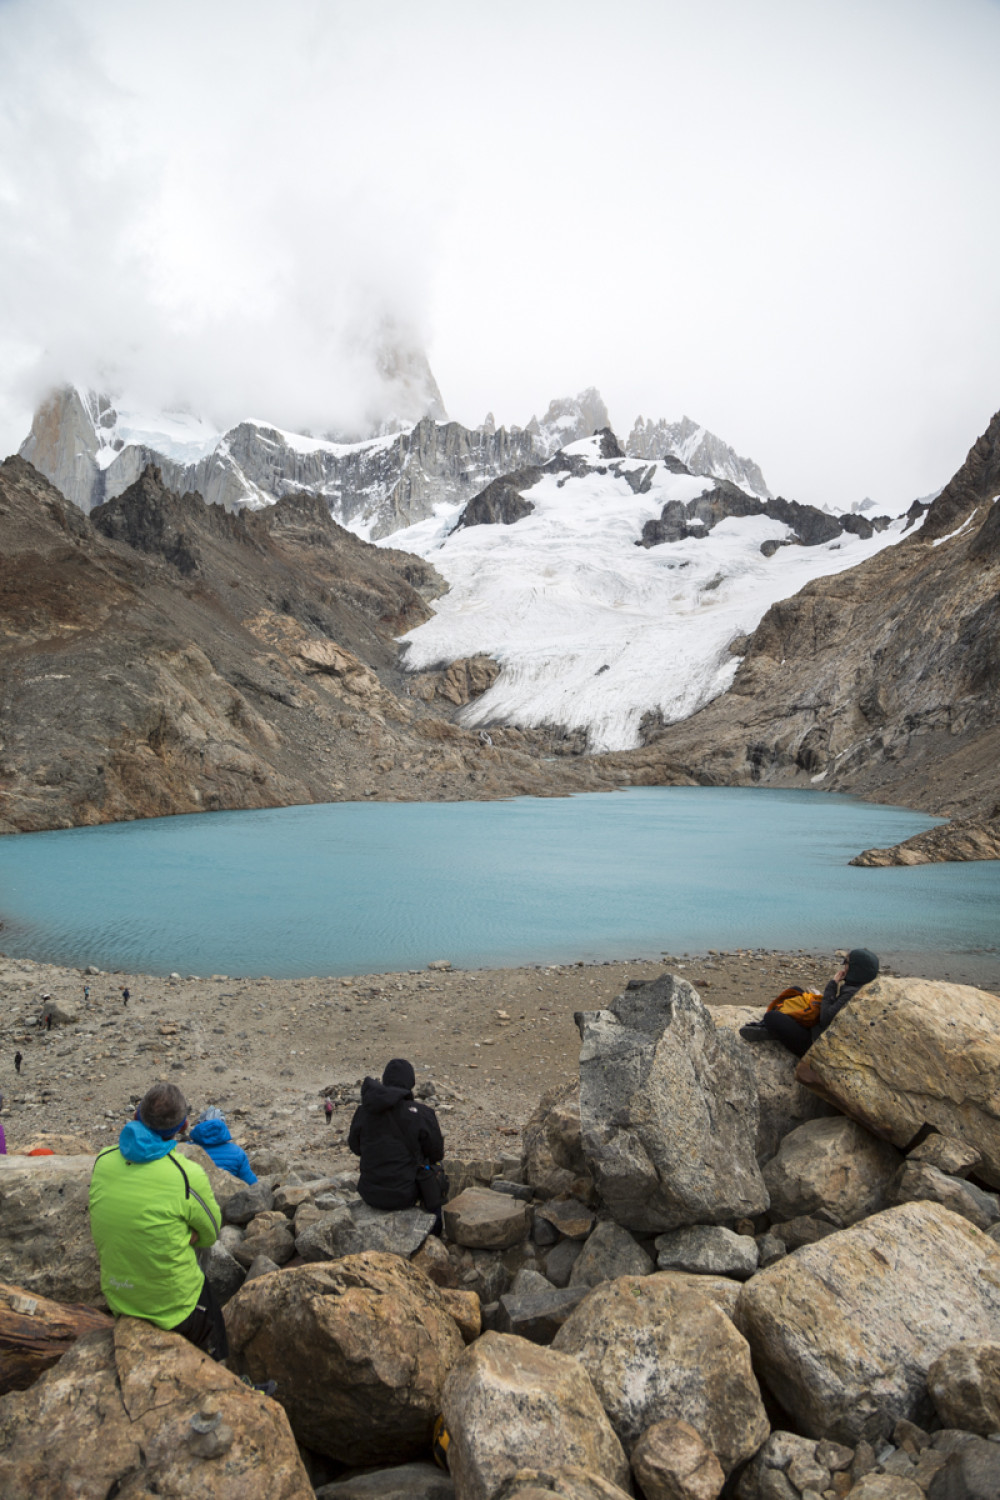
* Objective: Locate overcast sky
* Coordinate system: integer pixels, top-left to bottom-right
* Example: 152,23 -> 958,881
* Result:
1,0 -> 998,510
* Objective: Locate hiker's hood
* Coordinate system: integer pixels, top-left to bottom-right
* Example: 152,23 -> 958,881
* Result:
360,1076 -> 413,1113
190,1118 -> 233,1148
845,948 -> 880,988
118,1119 -> 179,1163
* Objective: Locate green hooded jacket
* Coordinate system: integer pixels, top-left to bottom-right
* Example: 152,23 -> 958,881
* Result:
89,1121 -> 221,1328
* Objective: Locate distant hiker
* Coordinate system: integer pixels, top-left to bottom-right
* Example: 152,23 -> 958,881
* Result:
45,1013 -> 52,1031
122,988 -> 130,1006
349,1058 -> 445,1228
741,947 -> 880,1058
189,1108 -> 257,1185
13,1051 -> 22,1075
0,1093 -> 5,1155
89,1082 -> 228,1361
84,985 -> 90,1002
324,1098 -> 334,1125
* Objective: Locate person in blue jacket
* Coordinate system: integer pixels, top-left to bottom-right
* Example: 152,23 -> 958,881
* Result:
189,1108 -> 257,1184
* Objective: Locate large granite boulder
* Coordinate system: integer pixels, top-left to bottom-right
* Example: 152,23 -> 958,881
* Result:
441,1332 -> 629,1500
552,1273 -> 768,1472
0,1315 -> 312,1498
576,975 -> 767,1232
798,977 -> 1000,1186
0,1154 -> 101,1303
224,1251 -> 464,1465
710,1005 -> 836,1161
738,1202 -> 1000,1443
762,1116 -> 902,1227
295,1202 -> 435,1261
521,1081 -> 594,1200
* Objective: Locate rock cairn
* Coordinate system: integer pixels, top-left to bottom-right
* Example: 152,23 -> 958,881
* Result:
2,972 -> 1000,1498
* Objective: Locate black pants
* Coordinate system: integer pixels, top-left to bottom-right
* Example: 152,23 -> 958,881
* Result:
169,1275 -> 228,1362
762,1008 -> 813,1058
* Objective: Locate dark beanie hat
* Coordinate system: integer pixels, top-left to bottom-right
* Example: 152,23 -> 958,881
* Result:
382,1058 -> 415,1090
844,948 -> 880,987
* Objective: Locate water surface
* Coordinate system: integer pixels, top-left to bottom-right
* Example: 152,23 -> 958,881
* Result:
0,788 -> 996,980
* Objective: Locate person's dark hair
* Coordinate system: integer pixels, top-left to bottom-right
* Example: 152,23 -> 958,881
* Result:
382,1058 -> 415,1091
844,948 -> 880,987
138,1082 -> 189,1133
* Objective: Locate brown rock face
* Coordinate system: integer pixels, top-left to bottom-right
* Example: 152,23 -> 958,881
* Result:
441,1331 -> 630,1500
0,1280 -> 112,1395
927,1341 -> 1000,1435
0,1316 -> 312,1499
223,1251 -> 465,1465
798,976 -> 1000,1185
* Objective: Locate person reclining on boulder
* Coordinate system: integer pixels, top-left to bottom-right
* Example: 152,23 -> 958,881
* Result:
740,947 -> 880,1058
89,1081 -> 228,1362
189,1107 -> 257,1185
348,1058 -> 444,1223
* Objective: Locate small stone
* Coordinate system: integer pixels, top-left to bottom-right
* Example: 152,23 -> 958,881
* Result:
815,1439 -> 854,1472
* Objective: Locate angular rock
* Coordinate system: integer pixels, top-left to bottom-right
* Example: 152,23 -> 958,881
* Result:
437,1287 -> 482,1343
544,1238 -> 583,1287
654,1225 -> 758,1279
231,1212 -> 295,1268
848,1477 -> 925,1499
521,1081 -> 594,1201
767,1214 -> 839,1250
315,1464 -> 454,1500
411,1235 -> 458,1287
535,1198 -> 595,1241
738,1202 -> 1000,1443
576,974 -> 767,1231
221,1181 -> 276,1225
444,1187 -> 529,1249
927,1342 -> 1000,1436
39,995 -> 79,1026
273,1178 -> 341,1215
755,1232 -> 786,1267
244,1254 -> 282,1283
907,1132 -> 981,1179
552,1273 -> 768,1471
511,1267 -> 554,1296
0,1154 -> 100,1303
496,1286 -> 589,1344
202,1239 -> 246,1304
710,1005 -> 837,1161
762,1116 -> 902,1227
295,1201 -> 435,1261
735,1429 -> 820,1500
0,1280 -> 112,1395
891,1160 -> 1000,1230
798,977 -> 1000,1187
652,1270 -> 743,1326
224,1251 -> 464,1465
925,1434 -> 1000,1498
569,1221 -> 654,1287
631,1417 -> 726,1500
0,1315 -> 311,1498
493,1467 -> 633,1499
441,1332 -> 630,1500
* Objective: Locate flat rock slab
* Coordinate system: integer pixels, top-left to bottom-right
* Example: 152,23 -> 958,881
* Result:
535,1199 -> 595,1240
496,1286 -> 589,1343
738,1201 -> 1000,1444
295,1202 -> 435,1261
444,1187 -> 529,1249
799,977 -> 1000,1187
654,1224 -> 758,1279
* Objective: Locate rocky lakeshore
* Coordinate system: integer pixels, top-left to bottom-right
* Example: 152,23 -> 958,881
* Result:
3,961 -> 1000,1497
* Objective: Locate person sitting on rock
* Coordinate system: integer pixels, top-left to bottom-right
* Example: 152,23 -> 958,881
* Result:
89,1082 -> 227,1361
348,1058 -> 444,1220
740,947 -> 880,1058
189,1107 -> 257,1185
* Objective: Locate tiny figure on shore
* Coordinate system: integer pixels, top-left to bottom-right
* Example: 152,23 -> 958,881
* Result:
324,1098 -> 334,1126
349,1057 -> 446,1232
740,947 -> 880,1058
0,1092 -> 5,1155
122,987 -> 130,1006
45,1013 -> 52,1031
189,1107 -> 257,1185
84,985 -> 90,1002
13,1051 -> 22,1075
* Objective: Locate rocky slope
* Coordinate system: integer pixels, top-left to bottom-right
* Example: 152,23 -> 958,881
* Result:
0,458 -> 636,835
630,409 -> 1000,859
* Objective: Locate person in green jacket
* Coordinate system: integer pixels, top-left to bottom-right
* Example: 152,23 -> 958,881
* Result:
89,1081 -> 227,1361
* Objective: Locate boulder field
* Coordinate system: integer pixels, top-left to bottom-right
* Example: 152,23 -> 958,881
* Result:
3,971 -> 1000,1498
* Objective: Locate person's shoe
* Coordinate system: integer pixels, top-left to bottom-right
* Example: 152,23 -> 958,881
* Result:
739,1023 -> 772,1042
253,1379 -> 278,1398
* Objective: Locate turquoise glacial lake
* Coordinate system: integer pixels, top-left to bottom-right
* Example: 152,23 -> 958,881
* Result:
0,788 -> 997,981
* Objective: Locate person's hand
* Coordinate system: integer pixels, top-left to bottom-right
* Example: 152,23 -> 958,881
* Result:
835,964 -> 848,982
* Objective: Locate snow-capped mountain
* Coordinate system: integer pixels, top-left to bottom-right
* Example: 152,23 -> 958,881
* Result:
627,413 -> 770,498
391,433 -> 914,752
19,385 -> 773,541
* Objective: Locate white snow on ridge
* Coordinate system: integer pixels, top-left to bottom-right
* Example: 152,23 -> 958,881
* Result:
390,455 -> 910,753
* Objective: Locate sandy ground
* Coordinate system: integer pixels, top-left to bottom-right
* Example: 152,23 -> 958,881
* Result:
1,946 -> 997,1170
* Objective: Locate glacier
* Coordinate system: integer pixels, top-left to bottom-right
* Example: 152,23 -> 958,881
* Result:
391,435 -> 914,753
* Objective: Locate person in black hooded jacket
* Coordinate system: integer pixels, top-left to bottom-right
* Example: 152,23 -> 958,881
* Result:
348,1058 -> 444,1210
740,947 -> 880,1058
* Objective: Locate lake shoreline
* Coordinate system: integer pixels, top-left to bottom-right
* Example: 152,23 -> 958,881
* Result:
1,946 -> 996,1169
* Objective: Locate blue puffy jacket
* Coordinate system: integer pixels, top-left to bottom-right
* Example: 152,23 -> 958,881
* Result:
189,1117 -> 257,1184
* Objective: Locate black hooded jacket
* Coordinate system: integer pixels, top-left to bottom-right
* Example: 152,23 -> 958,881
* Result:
817,947 -> 880,1033
348,1077 -> 445,1210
